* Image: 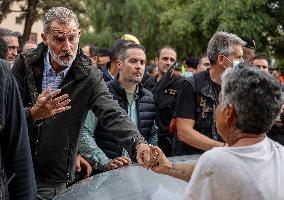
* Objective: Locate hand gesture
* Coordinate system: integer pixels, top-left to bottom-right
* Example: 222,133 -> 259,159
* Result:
108,156 -> 131,170
76,154 -> 92,178
136,143 -> 156,168
30,86 -> 71,121
148,146 -> 172,175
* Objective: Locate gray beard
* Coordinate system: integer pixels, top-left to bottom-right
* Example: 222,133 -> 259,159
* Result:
49,45 -> 78,67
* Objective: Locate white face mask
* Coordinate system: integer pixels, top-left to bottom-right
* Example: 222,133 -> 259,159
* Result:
223,56 -> 242,68
232,59 -> 241,68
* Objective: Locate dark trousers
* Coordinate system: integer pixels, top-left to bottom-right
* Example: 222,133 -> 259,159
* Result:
37,179 -> 66,200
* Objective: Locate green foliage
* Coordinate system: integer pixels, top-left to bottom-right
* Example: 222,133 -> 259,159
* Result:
81,0 -> 283,61
3,0 -> 282,61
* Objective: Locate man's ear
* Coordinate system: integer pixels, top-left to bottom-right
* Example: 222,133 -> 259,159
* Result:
217,54 -> 225,66
78,29 -> 81,39
41,33 -> 48,46
224,104 -> 235,125
117,59 -> 122,70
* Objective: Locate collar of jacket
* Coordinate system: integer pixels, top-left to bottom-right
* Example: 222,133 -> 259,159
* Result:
200,69 -> 217,101
111,77 -> 143,100
22,42 -> 91,82
102,62 -> 112,79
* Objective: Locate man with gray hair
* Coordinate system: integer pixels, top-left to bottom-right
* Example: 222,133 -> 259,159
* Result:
173,31 -> 245,155
0,28 -> 19,65
145,63 -> 284,199
12,7 -> 153,199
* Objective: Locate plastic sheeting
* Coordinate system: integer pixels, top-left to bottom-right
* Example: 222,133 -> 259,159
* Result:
54,155 -> 200,200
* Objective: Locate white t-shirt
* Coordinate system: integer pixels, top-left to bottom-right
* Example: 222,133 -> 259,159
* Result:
183,137 -> 284,200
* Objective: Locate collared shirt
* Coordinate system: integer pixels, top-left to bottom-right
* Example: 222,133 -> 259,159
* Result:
42,50 -> 71,91
126,91 -> 139,126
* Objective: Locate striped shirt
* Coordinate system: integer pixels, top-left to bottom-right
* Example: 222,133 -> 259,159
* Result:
42,50 -> 71,91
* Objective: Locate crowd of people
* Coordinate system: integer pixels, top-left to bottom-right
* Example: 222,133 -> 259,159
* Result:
0,6 -> 284,200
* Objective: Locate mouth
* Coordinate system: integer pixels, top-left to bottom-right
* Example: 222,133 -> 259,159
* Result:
60,54 -> 72,61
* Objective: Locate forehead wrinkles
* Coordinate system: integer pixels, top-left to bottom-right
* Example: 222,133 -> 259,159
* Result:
50,27 -> 78,38
49,19 -> 78,36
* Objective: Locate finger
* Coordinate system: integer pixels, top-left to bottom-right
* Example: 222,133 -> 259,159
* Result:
54,99 -> 71,109
109,163 -> 118,170
39,86 -> 52,98
76,157 -> 81,172
137,144 -> 152,168
142,151 -> 151,168
46,88 -> 61,100
121,156 -> 131,163
52,94 -> 70,105
115,157 -> 130,164
136,153 -> 146,168
112,159 -> 124,167
147,152 -> 159,170
150,146 -> 163,153
52,106 -> 72,115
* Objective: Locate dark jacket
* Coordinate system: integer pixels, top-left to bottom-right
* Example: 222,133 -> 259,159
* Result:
0,59 -> 37,200
152,75 -> 184,138
102,62 -> 114,82
94,78 -> 156,159
11,43 -> 146,182
143,76 -> 157,91
172,69 -> 223,155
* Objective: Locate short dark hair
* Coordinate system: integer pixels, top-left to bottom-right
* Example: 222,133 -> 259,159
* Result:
110,39 -> 130,61
252,53 -> 269,63
158,46 -> 176,58
117,43 -> 145,62
147,64 -> 157,73
0,28 -> 18,39
185,56 -> 199,69
98,48 -> 111,57
89,45 -> 99,57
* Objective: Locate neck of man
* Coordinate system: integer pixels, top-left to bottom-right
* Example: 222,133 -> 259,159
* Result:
157,71 -> 164,82
50,54 -> 66,74
227,128 -> 266,147
119,77 -> 137,94
109,61 -> 119,77
209,64 -> 224,85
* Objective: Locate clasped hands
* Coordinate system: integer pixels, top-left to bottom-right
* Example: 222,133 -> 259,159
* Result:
136,144 -> 172,175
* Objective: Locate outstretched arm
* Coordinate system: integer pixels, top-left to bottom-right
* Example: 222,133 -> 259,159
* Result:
148,146 -> 195,182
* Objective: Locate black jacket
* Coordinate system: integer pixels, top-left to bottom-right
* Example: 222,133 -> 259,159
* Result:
172,69 -> 223,155
94,78 -> 156,159
152,75 -> 184,137
11,43 -> 146,182
0,59 -> 37,200
102,62 -> 114,82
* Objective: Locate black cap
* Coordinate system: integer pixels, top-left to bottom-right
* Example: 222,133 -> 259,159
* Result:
241,36 -> 256,49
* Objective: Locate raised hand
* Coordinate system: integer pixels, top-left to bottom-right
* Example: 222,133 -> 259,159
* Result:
108,156 -> 131,170
30,86 -> 71,121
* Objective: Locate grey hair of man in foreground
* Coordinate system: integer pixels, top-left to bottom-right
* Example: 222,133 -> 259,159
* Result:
221,63 -> 282,133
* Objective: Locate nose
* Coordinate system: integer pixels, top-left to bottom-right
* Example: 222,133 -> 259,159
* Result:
62,39 -> 72,52
9,47 -> 18,56
12,49 -> 17,56
136,61 -> 144,69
